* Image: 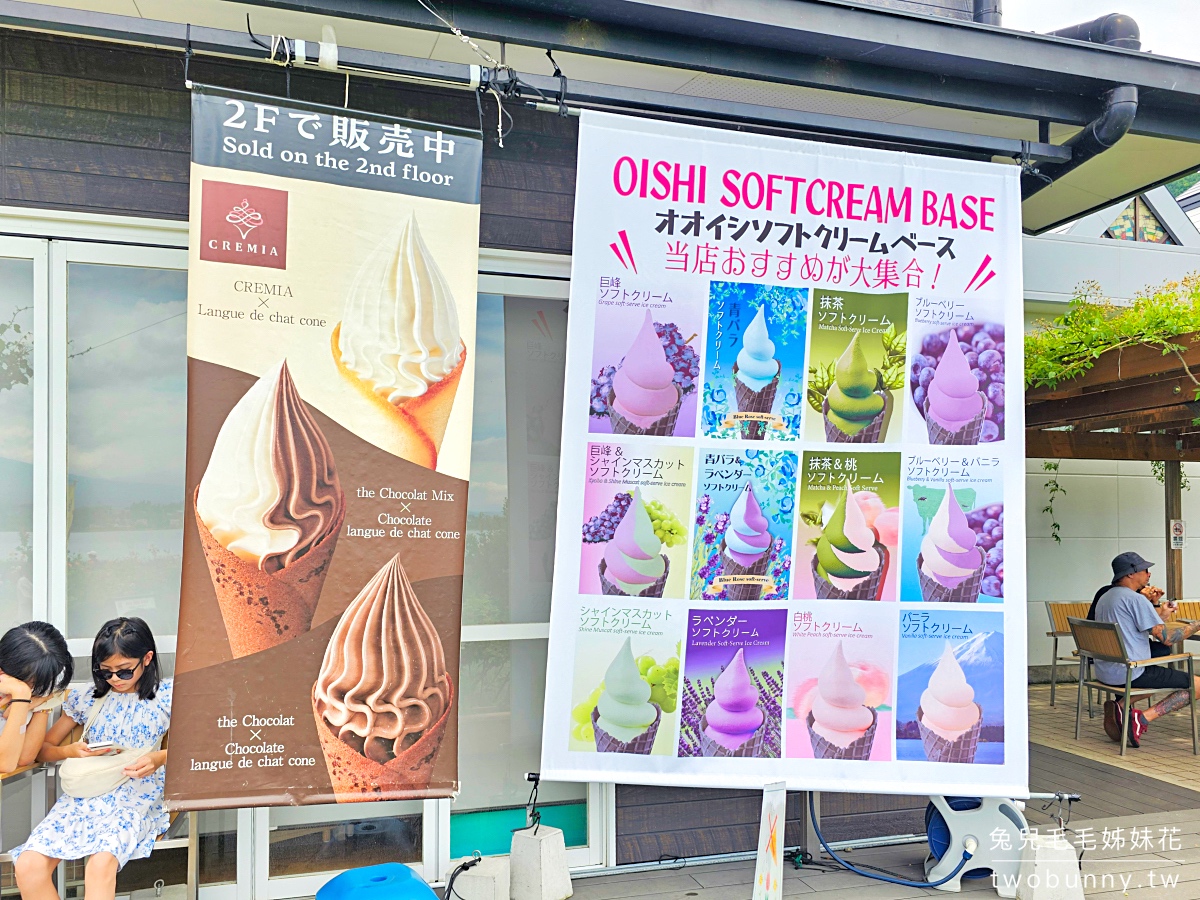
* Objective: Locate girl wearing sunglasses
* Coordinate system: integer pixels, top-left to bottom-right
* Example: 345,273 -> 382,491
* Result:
0,621 -> 73,774
13,617 -> 171,900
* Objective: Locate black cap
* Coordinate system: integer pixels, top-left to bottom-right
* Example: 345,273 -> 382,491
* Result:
1112,551 -> 1154,583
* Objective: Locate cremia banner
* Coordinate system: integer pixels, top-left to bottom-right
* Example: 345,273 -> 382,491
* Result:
165,87 -> 481,809
540,111 -> 1027,797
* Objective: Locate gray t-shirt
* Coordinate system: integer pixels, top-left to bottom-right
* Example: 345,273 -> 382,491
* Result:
1092,586 -> 1163,684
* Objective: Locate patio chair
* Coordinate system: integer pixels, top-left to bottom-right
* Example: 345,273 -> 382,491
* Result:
1068,617 -> 1198,757
1045,601 -> 1090,706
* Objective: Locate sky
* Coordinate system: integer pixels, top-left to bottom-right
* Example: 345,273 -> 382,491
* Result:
1003,1 -> 1199,62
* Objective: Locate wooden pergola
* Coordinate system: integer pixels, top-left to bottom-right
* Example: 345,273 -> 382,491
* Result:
1026,333 -> 1200,599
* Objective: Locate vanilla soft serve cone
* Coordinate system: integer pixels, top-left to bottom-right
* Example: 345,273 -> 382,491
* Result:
332,213 -> 466,469
195,360 -> 345,657
313,553 -> 454,799
916,643 -> 982,763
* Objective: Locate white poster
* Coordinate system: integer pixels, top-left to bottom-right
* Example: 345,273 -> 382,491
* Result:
541,111 -> 1026,797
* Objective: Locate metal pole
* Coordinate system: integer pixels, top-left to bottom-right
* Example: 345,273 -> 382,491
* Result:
1164,459 -> 1183,603
801,791 -> 823,859
187,810 -> 200,900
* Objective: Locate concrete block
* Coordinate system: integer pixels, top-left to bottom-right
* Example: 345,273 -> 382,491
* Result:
510,826 -> 572,900
1016,835 -> 1085,900
449,856 -> 510,900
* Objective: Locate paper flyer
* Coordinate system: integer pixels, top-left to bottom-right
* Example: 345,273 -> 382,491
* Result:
796,450 -> 901,602
895,609 -> 1005,765
541,110 -> 1026,796
166,88 -> 482,809
690,450 -> 796,602
580,441 -> 693,599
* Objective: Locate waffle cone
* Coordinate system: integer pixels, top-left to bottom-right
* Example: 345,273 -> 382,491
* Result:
332,324 -> 466,470
822,390 -> 891,444
698,713 -> 767,758
806,708 -> 877,760
598,556 -> 670,598
718,538 -> 769,601
916,551 -> 984,603
917,703 -> 981,763
194,488 -> 344,658
809,543 -> 889,601
733,363 -> 780,441
607,386 -> 683,436
591,704 -> 661,754
923,395 -> 986,445
312,677 -> 454,801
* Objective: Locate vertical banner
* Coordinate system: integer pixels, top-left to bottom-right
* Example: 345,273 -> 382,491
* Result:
542,111 -> 1027,797
165,87 -> 482,808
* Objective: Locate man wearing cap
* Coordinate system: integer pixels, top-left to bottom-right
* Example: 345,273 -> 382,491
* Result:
1091,551 -> 1200,747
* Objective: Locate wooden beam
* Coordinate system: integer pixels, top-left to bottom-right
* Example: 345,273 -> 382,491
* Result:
1164,460 -> 1184,603
1027,375 -> 1200,429
1025,429 -> 1200,461
1026,333 -> 1200,402
1082,402 -> 1200,433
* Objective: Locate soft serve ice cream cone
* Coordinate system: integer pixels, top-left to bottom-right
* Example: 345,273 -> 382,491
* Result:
195,360 -> 345,657
811,483 -> 888,600
312,553 -> 453,799
592,637 -> 662,754
599,487 -> 669,597
607,311 -> 683,436
332,213 -> 466,470
700,648 -> 767,757
806,642 -> 877,760
822,331 -> 890,443
719,481 -> 771,601
733,306 -> 781,440
924,336 -> 986,445
916,643 -> 982,763
917,484 -> 985,603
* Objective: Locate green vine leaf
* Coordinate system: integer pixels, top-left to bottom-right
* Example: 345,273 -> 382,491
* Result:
1025,275 -> 1200,390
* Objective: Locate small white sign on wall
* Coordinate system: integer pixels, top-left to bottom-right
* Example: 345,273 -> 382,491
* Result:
1171,519 -> 1186,551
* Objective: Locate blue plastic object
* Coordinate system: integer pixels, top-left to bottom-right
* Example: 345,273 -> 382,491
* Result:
316,863 -> 438,900
925,797 -> 991,880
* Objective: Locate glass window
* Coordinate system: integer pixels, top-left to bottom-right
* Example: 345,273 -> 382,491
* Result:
66,263 -> 187,639
268,802 -> 423,877
453,640 -> 586,856
0,258 -> 35,624
463,295 -> 568,626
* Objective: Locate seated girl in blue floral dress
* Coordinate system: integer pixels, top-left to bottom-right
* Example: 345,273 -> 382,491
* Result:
13,617 -> 172,900
0,621 -> 74,773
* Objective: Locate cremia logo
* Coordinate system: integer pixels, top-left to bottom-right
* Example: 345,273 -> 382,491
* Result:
226,199 -> 264,240
200,181 -> 288,270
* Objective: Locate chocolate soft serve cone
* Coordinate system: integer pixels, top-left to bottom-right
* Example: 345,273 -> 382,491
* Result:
313,553 -> 453,800
333,213 -> 466,470
195,360 -> 345,657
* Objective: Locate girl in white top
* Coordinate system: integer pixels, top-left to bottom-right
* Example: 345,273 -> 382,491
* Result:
0,621 -> 73,773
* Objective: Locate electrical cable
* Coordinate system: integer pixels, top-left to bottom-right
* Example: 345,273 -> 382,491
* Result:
444,851 -> 482,900
807,794 -> 974,889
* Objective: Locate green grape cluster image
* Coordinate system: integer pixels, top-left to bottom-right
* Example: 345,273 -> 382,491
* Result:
645,500 -> 687,548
